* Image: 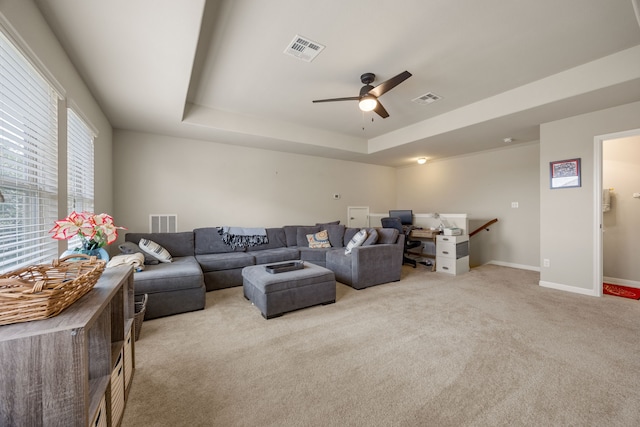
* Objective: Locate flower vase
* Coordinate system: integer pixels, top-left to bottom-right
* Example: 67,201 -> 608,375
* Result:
61,247 -> 110,262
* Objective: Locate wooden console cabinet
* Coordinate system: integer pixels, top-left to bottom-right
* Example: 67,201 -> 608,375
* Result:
0,265 -> 135,427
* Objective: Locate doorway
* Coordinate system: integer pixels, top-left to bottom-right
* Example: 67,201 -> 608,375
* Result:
594,128 -> 640,296
347,206 -> 369,228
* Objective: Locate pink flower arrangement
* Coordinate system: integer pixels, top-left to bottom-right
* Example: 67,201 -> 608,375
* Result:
50,211 -> 126,250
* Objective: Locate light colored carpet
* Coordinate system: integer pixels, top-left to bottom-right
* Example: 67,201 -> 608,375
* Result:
121,264 -> 640,427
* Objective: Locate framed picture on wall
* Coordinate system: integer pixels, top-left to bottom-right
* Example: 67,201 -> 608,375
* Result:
550,158 -> 581,189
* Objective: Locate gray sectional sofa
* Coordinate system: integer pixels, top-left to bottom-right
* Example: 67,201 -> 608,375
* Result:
125,223 -> 404,319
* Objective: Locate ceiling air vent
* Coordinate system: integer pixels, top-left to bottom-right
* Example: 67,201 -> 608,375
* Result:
283,35 -> 325,62
412,92 -> 442,105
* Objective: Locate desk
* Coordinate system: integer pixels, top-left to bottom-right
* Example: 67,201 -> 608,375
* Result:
410,229 -> 441,239
409,229 -> 441,271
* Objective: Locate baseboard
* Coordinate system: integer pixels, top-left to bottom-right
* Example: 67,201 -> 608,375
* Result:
539,280 -> 599,297
485,260 -> 540,272
603,276 -> 640,289
483,262 -> 631,297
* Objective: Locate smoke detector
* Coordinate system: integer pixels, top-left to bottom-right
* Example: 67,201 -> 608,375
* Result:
283,35 -> 325,62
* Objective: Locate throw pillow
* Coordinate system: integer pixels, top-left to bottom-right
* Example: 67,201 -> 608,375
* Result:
306,230 -> 331,249
324,224 -> 346,248
344,229 -> 368,254
118,241 -> 159,265
362,228 -> 379,246
139,238 -> 173,263
296,226 -> 321,247
343,228 -> 359,246
377,228 -> 399,244
119,241 -> 140,254
316,220 -> 340,226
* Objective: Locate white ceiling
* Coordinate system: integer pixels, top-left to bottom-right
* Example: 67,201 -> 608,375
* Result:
35,0 -> 640,167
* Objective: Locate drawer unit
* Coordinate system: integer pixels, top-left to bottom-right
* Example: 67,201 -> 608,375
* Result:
436,241 -> 469,258
111,350 -> 125,426
436,256 -> 470,274
124,328 -> 134,392
90,396 -> 107,427
436,235 -> 469,275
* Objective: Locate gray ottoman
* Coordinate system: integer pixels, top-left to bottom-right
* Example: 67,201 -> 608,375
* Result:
242,262 -> 336,319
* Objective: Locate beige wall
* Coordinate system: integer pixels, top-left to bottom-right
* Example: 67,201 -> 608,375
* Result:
540,101 -> 640,295
396,143 -> 540,269
0,0 -> 113,252
603,135 -> 640,285
5,1 -> 639,294
113,130 -> 396,233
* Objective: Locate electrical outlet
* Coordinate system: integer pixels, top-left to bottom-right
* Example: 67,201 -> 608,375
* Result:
511,202 -> 519,208
543,259 -> 550,267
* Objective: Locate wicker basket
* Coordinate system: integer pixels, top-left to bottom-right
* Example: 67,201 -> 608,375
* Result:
134,293 -> 148,340
0,254 -> 106,326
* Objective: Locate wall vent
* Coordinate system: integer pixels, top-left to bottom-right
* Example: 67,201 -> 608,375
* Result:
283,35 -> 325,62
412,92 -> 442,105
149,214 -> 177,233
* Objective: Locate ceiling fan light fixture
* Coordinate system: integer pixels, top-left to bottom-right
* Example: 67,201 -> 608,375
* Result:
358,95 -> 377,112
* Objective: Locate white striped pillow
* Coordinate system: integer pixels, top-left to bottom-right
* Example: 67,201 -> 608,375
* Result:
344,229 -> 368,254
139,238 -> 173,263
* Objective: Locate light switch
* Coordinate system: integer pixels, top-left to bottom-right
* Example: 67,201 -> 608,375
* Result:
511,202 -> 519,208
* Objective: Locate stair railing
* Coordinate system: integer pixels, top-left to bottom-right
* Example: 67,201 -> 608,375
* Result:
469,218 -> 498,237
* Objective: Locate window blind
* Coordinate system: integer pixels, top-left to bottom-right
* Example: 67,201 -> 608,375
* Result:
67,109 -> 95,250
0,30 -> 60,273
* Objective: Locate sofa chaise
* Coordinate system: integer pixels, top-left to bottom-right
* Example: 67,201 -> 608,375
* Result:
125,223 -> 404,319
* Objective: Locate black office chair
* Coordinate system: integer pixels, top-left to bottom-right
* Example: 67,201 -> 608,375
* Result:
381,217 -> 422,268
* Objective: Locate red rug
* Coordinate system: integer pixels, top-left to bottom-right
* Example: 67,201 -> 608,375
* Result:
603,283 -> 640,300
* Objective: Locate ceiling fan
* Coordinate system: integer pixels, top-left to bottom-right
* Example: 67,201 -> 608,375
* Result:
312,71 -> 412,118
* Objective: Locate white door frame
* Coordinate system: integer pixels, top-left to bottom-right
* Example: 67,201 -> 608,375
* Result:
347,206 -> 369,228
593,127 -> 640,296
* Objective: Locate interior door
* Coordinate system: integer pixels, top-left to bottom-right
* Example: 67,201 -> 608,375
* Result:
347,206 -> 369,228
601,133 -> 640,291
594,128 -> 640,296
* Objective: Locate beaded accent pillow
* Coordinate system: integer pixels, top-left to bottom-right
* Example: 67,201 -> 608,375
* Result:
306,230 -> 331,249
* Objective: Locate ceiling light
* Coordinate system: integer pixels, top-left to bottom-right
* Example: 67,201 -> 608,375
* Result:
417,157 -> 427,165
358,95 -> 377,112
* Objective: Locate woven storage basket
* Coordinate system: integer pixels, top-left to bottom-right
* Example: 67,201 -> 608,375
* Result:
0,254 -> 106,326
134,293 -> 148,340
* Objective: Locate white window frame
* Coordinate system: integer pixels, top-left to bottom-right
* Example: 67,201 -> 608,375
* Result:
0,27 -> 61,273
66,108 -> 95,250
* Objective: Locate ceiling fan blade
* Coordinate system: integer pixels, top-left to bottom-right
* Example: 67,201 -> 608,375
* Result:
368,71 -> 412,98
312,96 -> 359,103
373,101 -> 389,118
